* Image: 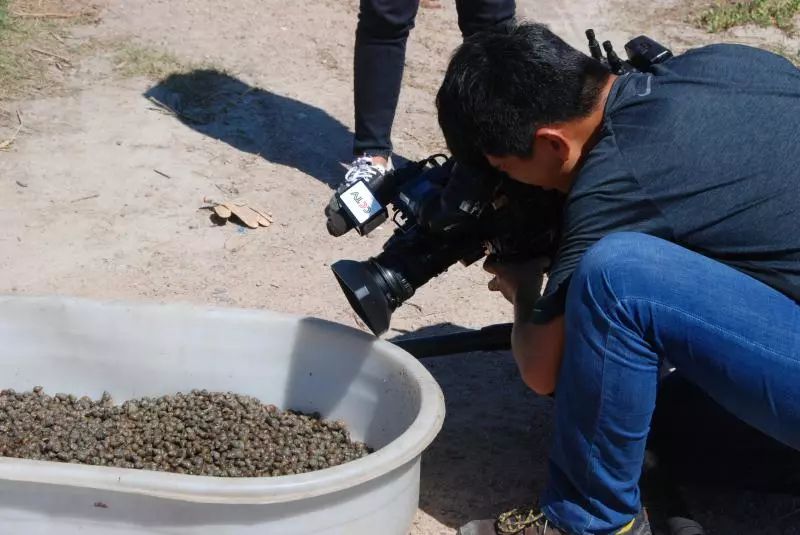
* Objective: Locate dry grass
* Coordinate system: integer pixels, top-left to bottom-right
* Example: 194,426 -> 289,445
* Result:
697,0 -> 800,34
112,44 -> 190,80
0,0 -> 99,100
0,0 -> 213,104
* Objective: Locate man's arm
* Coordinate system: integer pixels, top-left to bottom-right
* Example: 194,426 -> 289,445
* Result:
513,287 -> 565,395
485,259 -> 566,395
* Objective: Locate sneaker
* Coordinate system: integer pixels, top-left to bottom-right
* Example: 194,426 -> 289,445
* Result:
343,155 -> 393,185
457,506 -> 651,535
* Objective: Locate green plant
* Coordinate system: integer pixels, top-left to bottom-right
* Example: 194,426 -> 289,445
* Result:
0,1 -> 25,99
0,0 -> 9,30
698,0 -> 800,34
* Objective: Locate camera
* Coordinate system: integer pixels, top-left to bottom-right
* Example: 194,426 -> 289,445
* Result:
325,31 -> 673,336
325,156 -> 563,335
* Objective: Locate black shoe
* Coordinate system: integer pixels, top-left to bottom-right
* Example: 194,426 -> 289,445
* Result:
457,507 -> 651,535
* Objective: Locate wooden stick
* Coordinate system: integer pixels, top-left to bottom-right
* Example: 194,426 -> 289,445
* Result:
0,110 -> 24,151
70,193 -> 100,203
12,11 -> 83,19
30,47 -> 72,64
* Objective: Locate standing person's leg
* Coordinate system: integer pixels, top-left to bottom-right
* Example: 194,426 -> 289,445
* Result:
454,0 -> 515,38
542,232 -> 800,533
353,0 -> 420,162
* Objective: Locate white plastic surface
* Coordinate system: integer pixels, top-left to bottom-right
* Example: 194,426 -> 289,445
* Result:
0,296 -> 446,534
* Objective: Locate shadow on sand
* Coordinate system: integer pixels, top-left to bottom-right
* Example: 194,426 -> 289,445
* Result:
145,70 -> 351,188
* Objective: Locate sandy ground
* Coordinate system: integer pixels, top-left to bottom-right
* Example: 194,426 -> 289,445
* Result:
1,0 -> 800,533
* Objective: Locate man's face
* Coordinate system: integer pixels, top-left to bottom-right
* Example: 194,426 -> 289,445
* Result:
485,134 -> 568,191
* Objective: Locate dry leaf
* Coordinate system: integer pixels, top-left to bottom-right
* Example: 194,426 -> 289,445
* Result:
228,204 -> 260,229
213,204 -> 232,219
209,198 -> 273,230
251,205 -> 274,223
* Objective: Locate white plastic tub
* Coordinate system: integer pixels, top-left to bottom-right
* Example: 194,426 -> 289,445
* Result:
0,296 -> 445,534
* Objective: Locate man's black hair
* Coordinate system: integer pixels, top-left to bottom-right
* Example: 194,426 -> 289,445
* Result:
436,22 -> 610,167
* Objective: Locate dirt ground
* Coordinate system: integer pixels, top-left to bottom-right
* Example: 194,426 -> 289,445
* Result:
1,0 -> 800,533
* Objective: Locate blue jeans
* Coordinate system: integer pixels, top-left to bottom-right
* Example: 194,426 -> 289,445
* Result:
541,232 -> 800,534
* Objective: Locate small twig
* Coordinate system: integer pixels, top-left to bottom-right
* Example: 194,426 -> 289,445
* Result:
0,110 -> 24,151
405,302 -> 424,313
11,11 -> 83,19
153,169 -> 171,179
30,47 -> 72,65
15,181 -> 28,188
351,312 -> 368,331
146,96 -> 205,125
146,96 -> 177,117
49,32 -> 66,45
402,129 -> 427,146
70,193 -> 100,203
267,245 -> 296,254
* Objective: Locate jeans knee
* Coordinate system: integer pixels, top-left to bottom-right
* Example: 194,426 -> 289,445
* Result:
567,232 -> 668,311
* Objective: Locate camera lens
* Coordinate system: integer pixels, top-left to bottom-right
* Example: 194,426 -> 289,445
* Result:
331,259 -> 411,336
331,228 -> 484,335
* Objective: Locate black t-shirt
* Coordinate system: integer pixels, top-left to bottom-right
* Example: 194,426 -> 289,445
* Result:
533,44 -> 800,323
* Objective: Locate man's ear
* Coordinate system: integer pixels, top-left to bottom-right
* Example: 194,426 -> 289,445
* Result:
534,128 -> 570,162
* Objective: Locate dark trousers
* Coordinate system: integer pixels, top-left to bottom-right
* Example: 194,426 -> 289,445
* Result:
353,0 -> 516,157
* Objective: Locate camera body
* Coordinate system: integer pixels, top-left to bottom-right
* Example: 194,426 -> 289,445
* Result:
326,155 -> 563,335
326,31 -> 673,335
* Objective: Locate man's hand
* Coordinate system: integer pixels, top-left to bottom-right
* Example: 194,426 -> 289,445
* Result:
484,256 -> 549,304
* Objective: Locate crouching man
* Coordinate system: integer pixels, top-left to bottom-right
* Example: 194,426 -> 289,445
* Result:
436,22 -> 800,535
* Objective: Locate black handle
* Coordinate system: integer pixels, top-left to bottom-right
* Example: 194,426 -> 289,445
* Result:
391,323 -> 513,358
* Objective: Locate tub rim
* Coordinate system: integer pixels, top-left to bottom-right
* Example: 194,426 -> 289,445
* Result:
0,296 -> 446,504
